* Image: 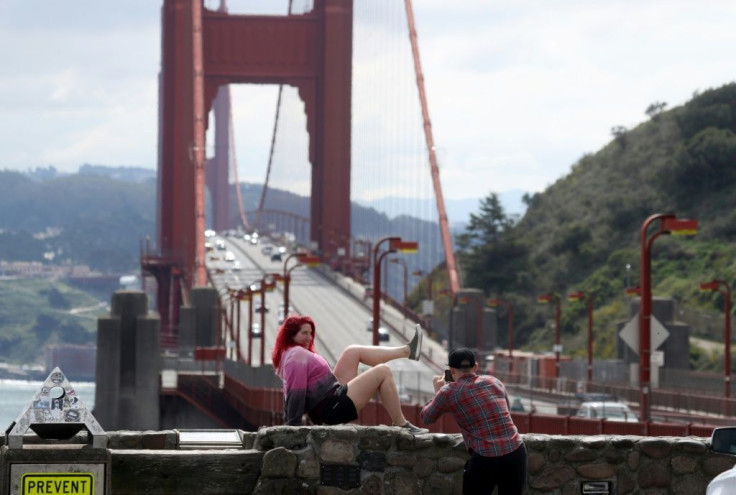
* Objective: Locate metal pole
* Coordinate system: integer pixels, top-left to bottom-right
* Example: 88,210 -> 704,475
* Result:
587,296 -> 593,383
475,298 -> 482,361
247,291 -> 253,366
508,303 -> 514,373
555,297 -> 561,379
723,281 -> 732,403
236,293 -> 242,362
260,281 -> 267,365
284,275 -> 291,316
639,213 -> 670,422
372,237 -> 399,346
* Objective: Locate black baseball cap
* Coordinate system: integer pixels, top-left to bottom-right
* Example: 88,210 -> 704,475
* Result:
448,347 -> 476,369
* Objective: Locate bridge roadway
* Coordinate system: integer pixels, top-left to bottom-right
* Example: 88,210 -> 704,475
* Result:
206,234 -> 445,405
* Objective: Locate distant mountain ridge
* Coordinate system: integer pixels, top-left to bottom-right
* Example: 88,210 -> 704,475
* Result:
356,190 -> 528,226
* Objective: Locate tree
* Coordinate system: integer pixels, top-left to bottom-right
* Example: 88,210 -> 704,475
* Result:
611,126 -> 628,147
645,101 -> 667,120
457,193 -> 515,248
457,193 -> 529,293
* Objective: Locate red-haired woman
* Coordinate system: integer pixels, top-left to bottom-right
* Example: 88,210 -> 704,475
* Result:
272,315 -> 427,433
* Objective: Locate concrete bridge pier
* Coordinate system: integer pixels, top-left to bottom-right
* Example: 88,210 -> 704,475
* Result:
179,287 -> 220,353
95,291 -> 160,430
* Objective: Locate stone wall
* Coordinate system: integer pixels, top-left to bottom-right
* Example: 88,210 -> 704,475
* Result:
3,427 -> 736,494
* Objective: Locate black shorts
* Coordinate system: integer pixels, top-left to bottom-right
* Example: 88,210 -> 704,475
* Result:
309,384 -> 358,425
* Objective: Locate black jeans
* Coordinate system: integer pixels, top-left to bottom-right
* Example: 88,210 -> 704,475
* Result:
463,443 -> 527,495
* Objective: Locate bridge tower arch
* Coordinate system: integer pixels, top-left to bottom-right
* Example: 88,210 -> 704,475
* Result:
145,0 -> 353,340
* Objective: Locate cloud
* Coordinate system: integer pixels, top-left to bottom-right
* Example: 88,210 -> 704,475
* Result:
1,0 -> 735,206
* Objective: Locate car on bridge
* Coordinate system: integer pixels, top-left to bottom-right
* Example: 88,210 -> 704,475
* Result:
707,427 -> 736,494
575,401 -> 638,422
278,304 -> 295,324
250,323 -> 262,338
364,319 -> 389,341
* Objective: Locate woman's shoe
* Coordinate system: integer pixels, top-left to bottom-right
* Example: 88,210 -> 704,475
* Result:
408,324 -> 423,360
397,421 -> 429,434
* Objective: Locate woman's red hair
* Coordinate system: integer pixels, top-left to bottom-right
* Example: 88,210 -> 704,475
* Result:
271,314 -> 316,371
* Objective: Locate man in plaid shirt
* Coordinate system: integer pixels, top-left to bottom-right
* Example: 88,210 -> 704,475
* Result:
421,347 -> 527,494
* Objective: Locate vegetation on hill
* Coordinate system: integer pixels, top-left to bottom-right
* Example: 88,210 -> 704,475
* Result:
3,83 -> 736,372
0,279 -> 101,365
424,82 -> 736,372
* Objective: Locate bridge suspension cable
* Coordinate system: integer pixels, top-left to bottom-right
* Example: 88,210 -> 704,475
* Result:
228,86 -> 250,232
403,0 -> 460,294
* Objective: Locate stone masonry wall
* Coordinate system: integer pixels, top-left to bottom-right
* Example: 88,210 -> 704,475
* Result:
4,427 -> 736,494
250,426 -> 733,495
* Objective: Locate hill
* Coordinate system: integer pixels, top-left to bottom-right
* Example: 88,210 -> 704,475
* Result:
451,82 -> 736,367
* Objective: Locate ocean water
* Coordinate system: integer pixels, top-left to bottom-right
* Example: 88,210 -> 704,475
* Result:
0,379 -> 96,432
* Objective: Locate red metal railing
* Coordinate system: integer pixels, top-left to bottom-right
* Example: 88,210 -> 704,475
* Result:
171,363 -> 719,437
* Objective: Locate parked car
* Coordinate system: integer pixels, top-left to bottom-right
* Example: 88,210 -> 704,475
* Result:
575,401 -> 638,422
250,323 -> 262,338
707,427 -> 736,494
278,304 -> 295,324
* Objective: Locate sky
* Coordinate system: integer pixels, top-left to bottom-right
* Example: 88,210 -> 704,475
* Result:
1,0 -> 735,201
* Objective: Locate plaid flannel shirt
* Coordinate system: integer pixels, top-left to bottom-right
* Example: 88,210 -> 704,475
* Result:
421,373 -> 522,457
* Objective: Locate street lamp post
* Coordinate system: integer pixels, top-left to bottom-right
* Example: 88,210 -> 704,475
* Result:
488,299 -> 513,373
282,252 -> 320,313
700,279 -> 732,409
372,237 -> 418,345
237,287 -> 254,366
538,293 -> 561,378
389,258 -> 408,329
639,213 -> 698,421
568,291 -> 594,383
254,275 -> 278,366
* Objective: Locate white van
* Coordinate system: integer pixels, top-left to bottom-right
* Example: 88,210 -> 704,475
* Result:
575,401 -> 638,422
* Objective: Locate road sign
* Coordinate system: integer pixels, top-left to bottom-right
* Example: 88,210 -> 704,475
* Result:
651,350 -> 665,366
22,473 -> 94,495
618,313 -> 670,355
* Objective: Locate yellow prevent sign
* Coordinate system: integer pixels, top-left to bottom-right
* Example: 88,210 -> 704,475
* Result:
22,473 -> 94,495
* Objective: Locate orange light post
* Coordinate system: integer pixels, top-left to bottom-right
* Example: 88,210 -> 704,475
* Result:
568,291 -> 594,383
372,237 -> 417,345
238,287 -> 254,366
282,252 -> 320,313
255,275 -> 278,366
488,299 -> 513,372
700,280 -> 732,409
389,258 -> 408,324
538,293 -> 561,378
639,214 -> 697,421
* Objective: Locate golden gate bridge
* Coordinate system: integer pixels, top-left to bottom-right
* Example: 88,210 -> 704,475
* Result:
119,0 -> 734,435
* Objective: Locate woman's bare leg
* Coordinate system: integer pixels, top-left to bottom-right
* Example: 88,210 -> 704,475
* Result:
333,344 -> 409,384
344,363 -> 406,426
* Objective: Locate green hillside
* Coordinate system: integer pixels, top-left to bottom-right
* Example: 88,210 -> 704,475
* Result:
442,82 -> 736,370
0,279 -> 102,364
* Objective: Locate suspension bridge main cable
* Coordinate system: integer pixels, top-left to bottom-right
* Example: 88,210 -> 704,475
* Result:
228,87 -> 251,232
403,0 -> 460,294
217,0 -> 250,232
254,0 -> 294,232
